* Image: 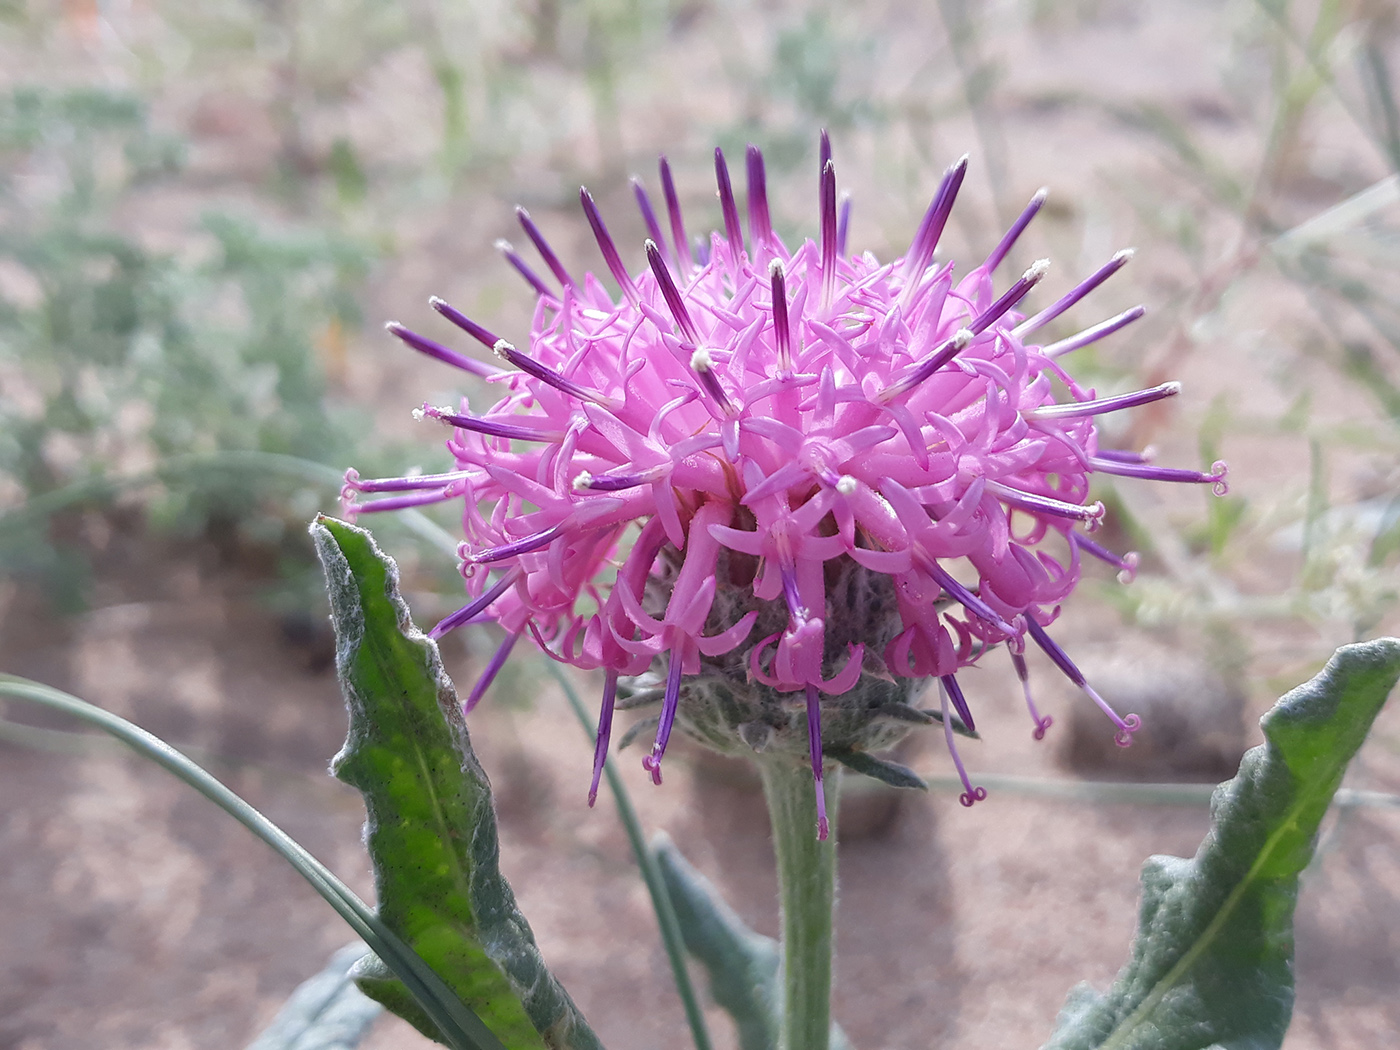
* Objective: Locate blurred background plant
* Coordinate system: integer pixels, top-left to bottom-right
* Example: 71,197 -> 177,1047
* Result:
1,0 -> 1399,1048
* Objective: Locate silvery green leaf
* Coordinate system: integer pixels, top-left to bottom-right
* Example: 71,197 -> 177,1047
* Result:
1043,639 -> 1400,1050
245,943 -> 381,1050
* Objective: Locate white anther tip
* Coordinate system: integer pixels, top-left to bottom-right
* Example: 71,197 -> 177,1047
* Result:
953,328 -> 975,348
690,346 -> 713,372
1025,258 -> 1052,282
491,339 -> 514,360
493,239 -> 513,253
572,471 -> 594,492
1113,247 -> 1136,263
836,475 -> 858,496
768,257 -> 785,277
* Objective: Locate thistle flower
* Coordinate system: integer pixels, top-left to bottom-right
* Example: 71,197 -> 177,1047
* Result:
343,136 -> 1227,839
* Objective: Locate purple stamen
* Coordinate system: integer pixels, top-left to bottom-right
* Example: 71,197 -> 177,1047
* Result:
1010,649 -> 1053,740
493,339 -> 612,406
385,321 -> 500,378
350,487 -> 456,514
983,188 -> 1047,275
1024,618 -> 1140,746
836,192 -> 852,258
631,178 -> 667,259
1070,531 -> 1139,583
659,156 -> 692,269
1090,457 -> 1229,495
429,568 -> 519,640
344,467 -> 470,493
819,158 -> 838,309
689,346 -> 736,414
1042,305 -> 1145,358
1015,248 -> 1134,337
516,206 -> 576,289
494,240 -> 554,299
878,328 -> 975,402
429,297 -> 502,350
421,404 -> 566,443
642,647 -> 686,785
940,677 -> 986,807
588,671 -> 619,806
463,630 -> 521,714
969,258 -> 1050,335
573,467 -> 661,492
900,154 -> 969,290
939,673 -> 977,733
928,563 -> 1014,635
1029,382 -> 1180,421
805,683 -> 830,840
1095,447 -> 1155,465
747,145 -> 772,248
715,147 -> 744,255
645,240 -> 700,343
466,522 -> 564,564
770,259 -> 793,372
580,187 -> 640,304
987,480 -> 1105,525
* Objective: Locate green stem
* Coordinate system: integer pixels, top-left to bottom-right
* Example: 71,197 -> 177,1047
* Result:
760,757 -> 839,1050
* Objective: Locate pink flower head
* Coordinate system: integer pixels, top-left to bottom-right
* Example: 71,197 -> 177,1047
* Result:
344,135 -> 1228,839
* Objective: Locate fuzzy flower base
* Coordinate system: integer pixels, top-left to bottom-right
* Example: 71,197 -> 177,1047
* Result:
344,135 -> 1227,839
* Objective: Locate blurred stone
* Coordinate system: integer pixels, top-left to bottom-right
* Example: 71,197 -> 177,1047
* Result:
1058,641 -> 1248,781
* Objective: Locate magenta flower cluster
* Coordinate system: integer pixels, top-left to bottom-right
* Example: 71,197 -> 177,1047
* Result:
343,136 -> 1226,838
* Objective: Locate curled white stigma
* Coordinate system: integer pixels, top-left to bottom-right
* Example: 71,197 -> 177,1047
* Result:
572,471 -> 594,492
411,407 -> 426,422
1024,258 -> 1052,282
492,338 -> 514,360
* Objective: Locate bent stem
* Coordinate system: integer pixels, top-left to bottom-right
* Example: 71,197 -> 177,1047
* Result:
760,756 -> 840,1050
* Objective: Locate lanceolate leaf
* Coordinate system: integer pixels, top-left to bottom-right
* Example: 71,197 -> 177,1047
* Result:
1044,638 -> 1400,1050
313,516 -> 602,1050
825,747 -> 928,790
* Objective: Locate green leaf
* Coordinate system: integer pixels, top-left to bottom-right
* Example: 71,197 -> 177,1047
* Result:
1043,638 -> 1400,1050
651,835 -> 851,1050
825,747 -> 928,790
312,516 -> 602,1050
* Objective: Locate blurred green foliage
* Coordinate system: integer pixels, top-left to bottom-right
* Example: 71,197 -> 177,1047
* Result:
0,85 -> 375,610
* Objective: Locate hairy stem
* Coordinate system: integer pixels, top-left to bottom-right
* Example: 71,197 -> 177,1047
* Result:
760,756 -> 840,1050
